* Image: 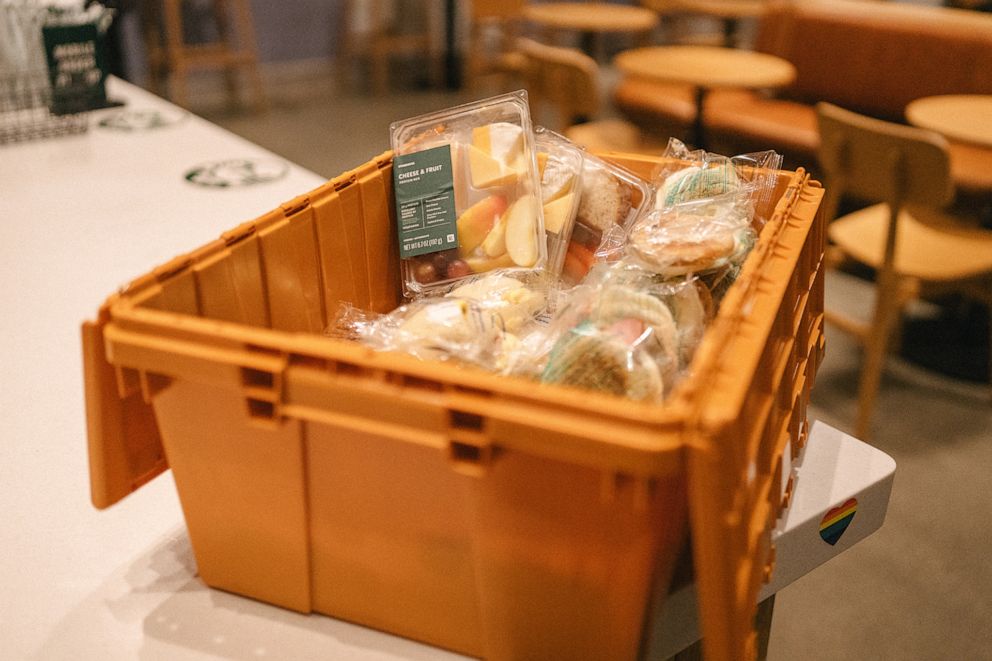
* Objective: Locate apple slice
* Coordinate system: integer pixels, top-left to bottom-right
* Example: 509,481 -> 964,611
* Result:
465,252 -> 516,273
481,215 -> 508,257
542,191 -> 575,235
504,194 -> 540,267
457,195 -> 507,255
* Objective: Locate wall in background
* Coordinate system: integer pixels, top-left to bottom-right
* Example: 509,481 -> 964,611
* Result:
120,0 -> 461,85
250,0 -> 344,62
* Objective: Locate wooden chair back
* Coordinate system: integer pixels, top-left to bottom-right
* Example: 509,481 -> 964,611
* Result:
816,102 -> 954,214
515,37 -> 601,128
815,103 -> 992,440
816,102 -> 954,271
464,0 -> 525,90
142,0 -> 265,109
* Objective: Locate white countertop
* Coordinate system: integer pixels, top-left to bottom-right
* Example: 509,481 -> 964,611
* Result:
0,78 -> 895,660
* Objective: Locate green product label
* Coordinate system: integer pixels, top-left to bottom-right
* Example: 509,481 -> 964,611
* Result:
393,145 -> 458,259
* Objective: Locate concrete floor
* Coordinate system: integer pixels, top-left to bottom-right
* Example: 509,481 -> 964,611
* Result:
196,70 -> 992,661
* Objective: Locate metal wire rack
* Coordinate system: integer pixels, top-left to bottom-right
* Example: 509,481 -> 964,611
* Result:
0,68 -> 88,145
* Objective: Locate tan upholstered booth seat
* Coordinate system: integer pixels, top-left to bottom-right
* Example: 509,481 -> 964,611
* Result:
704,90 -> 818,157
612,80 -> 818,162
757,1 -> 992,122
613,0 -> 992,182
611,77 -> 695,138
947,141 -> 992,195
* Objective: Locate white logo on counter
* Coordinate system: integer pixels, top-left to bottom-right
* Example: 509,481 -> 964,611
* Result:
98,109 -> 188,131
184,158 -> 289,188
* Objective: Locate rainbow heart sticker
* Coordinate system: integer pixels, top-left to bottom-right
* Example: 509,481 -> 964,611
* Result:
819,498 -> 858,545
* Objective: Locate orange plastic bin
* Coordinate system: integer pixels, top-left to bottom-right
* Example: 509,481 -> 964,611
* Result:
83,152 -> 824,661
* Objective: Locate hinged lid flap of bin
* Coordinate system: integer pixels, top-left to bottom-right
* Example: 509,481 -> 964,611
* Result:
82,305 -> 167,509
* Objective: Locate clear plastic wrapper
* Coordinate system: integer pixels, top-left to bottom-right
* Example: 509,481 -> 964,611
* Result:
656,159 -> 740,208
695,226 -> 757,307
561,153 -> 653,286
580,261 -> 712,373
535,127 -> 584,280
653,138 -> 783,226
328,270 -> 549,374
390,91 -> 547,298
536,261 -> 711,401
445,270 -> 549,334
627,194 -> 757,278
541,319 -> 666,401
329,298 -> 520,373
1,1 -> 101,74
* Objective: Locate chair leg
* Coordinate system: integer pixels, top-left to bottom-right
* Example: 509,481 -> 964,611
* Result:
170,62 -> 190,109
141,4 -> 165,96
232,0 -> 267,111
146,44 -> 165,97
371,35 -> 390,96
855,277 -> 905,440
213,0 -> 239,108
162,0 -> 188,108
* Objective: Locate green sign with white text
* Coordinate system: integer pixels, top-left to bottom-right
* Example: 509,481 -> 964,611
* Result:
393,145 -> 459,259
43,22 -> 109,115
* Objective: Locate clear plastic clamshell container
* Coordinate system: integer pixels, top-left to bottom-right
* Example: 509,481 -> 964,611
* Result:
390,91 -> 547,297
562,152 -> 654,285
534,127 -> 584,281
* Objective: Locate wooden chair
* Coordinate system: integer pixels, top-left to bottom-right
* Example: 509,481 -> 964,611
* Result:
464,0 -> 527,91
337,0 -> 439,96
142,0 -> 266,110
816,102 -> 992,440
514,37 -> 667,154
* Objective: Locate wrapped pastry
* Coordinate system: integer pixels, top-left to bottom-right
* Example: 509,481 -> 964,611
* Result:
628,195 -> 756,278
446,271 -> 548,334
542,320 -> 665,401
538,262 -> 705,401
697,227 -> 757,306
654,138 -> 783,226
331,298 -> 516,372
581,261 -> 712,373
656,161 -> 740,208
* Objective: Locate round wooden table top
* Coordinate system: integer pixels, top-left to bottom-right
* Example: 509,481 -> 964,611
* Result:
614,45 -> 796,90
649,0 -> 769,19
523,3 -> 660,33
905,94 -> 992,149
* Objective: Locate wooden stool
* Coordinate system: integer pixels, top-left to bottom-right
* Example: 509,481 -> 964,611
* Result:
463,0 -> 527,92
143,0 -> 266,110
337,0 -> 438,96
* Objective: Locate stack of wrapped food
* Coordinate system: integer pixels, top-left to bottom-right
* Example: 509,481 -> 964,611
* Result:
331,91 -> 782,403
